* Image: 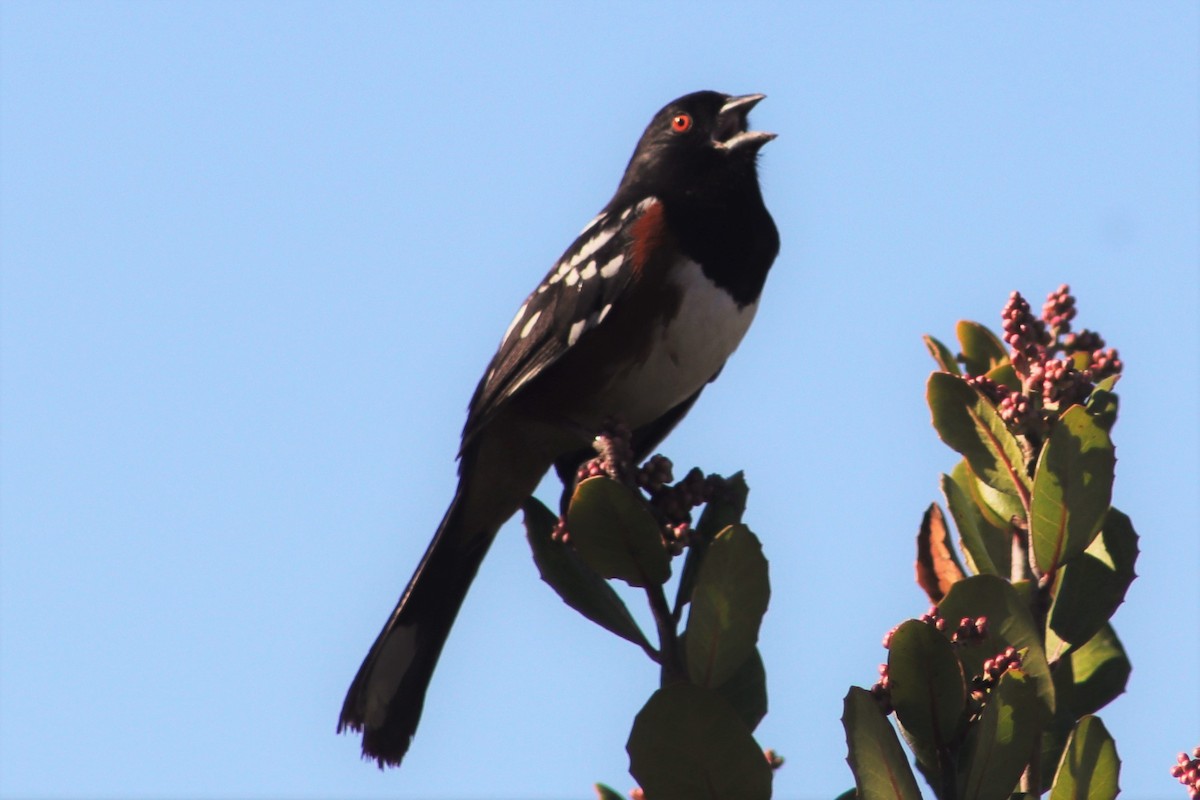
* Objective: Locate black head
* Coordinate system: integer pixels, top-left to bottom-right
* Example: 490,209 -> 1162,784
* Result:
610,91 -> 775,208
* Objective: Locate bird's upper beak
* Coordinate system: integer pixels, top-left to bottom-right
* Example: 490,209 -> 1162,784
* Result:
714,93 -> 776,153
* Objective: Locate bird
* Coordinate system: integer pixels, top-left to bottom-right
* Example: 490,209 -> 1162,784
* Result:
338,90 -> 779,768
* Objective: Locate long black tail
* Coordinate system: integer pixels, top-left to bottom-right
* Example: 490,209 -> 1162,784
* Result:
337,485 -> 498,767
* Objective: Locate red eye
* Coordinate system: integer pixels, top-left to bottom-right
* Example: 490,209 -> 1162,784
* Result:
671,113 -> 692,133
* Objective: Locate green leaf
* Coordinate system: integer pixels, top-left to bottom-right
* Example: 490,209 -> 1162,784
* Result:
1030,406 -> 1116,575
887,620 -> 966,782
956,320 -> 1009,376
523,498 -> 654,652
714,647 -> 768,732
1054,624 -> 1130,717
841,687 -> 922,800
924,334 -> 961,374
1049,716 -> 1120,800
964,470 -> 1022,532
959,669 -> 1046,800
628,682 -> 771,800
594,783 -> 626,800
675,473 -> 749,615
943,466 -> 1011,578
938,576 -> 1055,718
985,362 -> 1021,392
1085,389 -> 1119,433
568,477 -> 670,587
685,524 -> 770,688
954,459 -> 1017,531
1038,705 -> 1079,796
927,372 -> 1031,501
1045,509 -> 1139,660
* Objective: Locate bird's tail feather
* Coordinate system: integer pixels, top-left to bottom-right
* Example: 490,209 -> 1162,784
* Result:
337,484 -> 498,768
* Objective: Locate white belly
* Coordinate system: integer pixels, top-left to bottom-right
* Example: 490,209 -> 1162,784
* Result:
603,259 -> 757,428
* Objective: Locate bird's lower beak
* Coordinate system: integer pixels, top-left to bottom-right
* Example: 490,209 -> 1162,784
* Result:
715,93 -> 776,153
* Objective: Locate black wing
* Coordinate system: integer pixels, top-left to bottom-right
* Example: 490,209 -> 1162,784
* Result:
461,198 -> 658,447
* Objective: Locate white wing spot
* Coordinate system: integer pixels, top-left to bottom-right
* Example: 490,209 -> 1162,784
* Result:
548,261 -> 571,285
599,254 -> 624,279
569,227 -> 617,267
565,269 -> 580,287
597,303 -> 612,323
579,261 -> 597,281
520,309 -> 542,339
503,302 -> 528,342
579,212 -> 605,235
567,318 -> 587,346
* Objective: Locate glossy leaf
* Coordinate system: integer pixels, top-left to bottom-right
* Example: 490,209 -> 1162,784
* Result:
1039,704 -> 1079,796
568,477 -> 670,587
1086,388 -> 1119,433
959,670 -> 1045,800
1030,406 -> 1115,575
523,498 -> 653,651
888,619 -> 966,775
714,647 -> 768,732
1054,624 -> 1130,717
957,320 -> 1008,376
1045,509 -> 1139,660
594,784 -> 626,800
675,473 -> 749,615
686,524 -> 770,688
842,687 -> 922,800
916,503 -> 967,601
924,334 -> 961,374
973,467 -> 1027,527
943,466 -> 1010,578
628,682 -> 771,800
986,362 -> 1021,392
928,372 -> 1031,501
1049,715 -> 1120,800
938,576 -> 1055,717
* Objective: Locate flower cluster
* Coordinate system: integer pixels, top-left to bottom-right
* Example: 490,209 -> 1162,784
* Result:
870,663 -> 893,715
1042,283 -> 1077,335
576,420 -> 637,485
1172,747 -> 1200,800
646,466 -> 725,555
568,426 -> 725,554
890,607 -> 988,646
635,454 -> 674,493
974,286 -> 1123,439
967,646 -> 1023,721
1031,357 -> 1092,410
1002,290 -> 1050,375
949,615 -> 989,645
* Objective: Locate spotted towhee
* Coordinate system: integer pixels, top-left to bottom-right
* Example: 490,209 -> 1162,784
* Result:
338,90 -> 779,767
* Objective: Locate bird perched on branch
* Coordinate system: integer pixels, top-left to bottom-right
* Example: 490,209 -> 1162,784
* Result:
338,90 -> 779,767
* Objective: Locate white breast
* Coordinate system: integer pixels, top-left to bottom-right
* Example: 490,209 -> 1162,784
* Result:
603,259 -> 757,428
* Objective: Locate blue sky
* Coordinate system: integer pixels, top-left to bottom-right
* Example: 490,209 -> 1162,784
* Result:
1,2 -> 1196,798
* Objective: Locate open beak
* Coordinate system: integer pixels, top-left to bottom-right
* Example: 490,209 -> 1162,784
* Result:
714,93 -> 776,153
